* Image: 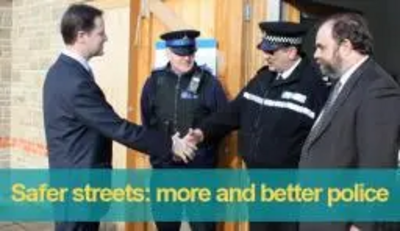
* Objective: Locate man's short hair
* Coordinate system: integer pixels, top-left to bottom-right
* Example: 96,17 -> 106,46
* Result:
322,12 -> 373,55
60,4 -> 103,45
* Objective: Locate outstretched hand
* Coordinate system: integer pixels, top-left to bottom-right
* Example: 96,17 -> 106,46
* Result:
171,132 -> 197,163
184,128 -> 204,145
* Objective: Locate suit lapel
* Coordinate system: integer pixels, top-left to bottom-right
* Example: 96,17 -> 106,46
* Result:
305,58 -> 373,150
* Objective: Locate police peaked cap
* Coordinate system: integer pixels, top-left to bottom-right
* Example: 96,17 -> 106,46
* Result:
160,29 -> 200,56
257,21 -> 308,52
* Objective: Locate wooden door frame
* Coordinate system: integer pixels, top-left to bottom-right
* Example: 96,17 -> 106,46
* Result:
126,0 -> 295,230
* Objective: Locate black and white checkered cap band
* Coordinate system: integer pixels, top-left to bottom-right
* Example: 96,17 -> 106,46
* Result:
264,35 -> 302,45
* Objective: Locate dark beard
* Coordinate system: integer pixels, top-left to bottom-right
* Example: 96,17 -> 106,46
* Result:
320,63 -> 340,79
320,53 -> 342,80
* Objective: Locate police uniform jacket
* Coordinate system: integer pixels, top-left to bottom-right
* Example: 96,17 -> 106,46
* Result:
200,59 -> 329,168
141,63 -> 228,168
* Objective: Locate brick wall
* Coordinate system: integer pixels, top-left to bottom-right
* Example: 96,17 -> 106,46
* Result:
9,0 -> 130,170
10,0 -> 78,168
0,0 -> 12,168
6,1 -> 140,230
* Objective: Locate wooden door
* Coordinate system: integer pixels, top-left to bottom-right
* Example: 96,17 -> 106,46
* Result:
126,0 -> 279,230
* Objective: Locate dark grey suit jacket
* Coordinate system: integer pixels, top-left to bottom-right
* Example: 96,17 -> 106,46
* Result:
43,54 -> 171,168
299,58 -> 400,231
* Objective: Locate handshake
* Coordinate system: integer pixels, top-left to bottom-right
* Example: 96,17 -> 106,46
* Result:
171,128 -> 204,163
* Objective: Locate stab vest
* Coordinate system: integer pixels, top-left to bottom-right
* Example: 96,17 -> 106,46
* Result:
151,66 -> 214,135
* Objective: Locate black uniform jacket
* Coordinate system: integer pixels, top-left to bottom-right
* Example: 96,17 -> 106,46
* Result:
200,59 -> 329,168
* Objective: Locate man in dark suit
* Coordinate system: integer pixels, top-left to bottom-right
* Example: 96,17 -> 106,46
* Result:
299,13 -> 400,231
43,4 -> 195,231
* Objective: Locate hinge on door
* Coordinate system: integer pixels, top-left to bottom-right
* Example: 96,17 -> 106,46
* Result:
244,2 -> 252,22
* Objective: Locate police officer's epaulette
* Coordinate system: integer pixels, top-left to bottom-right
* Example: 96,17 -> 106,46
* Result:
198,64 -> 214,77
149,66 -> 169,87
256,65 -> 270,74
150,66 -> 168,75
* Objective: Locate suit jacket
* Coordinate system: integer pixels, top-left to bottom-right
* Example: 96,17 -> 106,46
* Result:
299,58 -> 400,231
43,54 -> 171,168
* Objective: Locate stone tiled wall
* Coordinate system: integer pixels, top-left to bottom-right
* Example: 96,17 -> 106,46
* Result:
0,0 -> 12,168
9,0 -> 78,168
9,0 -> 130,171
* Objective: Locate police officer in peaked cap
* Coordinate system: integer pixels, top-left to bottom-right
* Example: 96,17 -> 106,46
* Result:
187,21 -> 330,231
140,29 -> 228,231
160,29 -> 200,55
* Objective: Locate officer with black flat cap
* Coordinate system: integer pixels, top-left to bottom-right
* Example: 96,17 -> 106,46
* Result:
185,22 -> 330,231
140,29 -> 227,231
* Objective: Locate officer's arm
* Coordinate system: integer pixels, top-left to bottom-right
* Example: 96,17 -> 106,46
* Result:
70,79 -> 172,158
199,88 -> 244,143
212,79 -> 229,110
313,80 -> 330,117
205,78 -> 229,112
140,76 -> 156,128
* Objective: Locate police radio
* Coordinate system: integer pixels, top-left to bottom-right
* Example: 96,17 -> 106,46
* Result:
187,70 -> 202,94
